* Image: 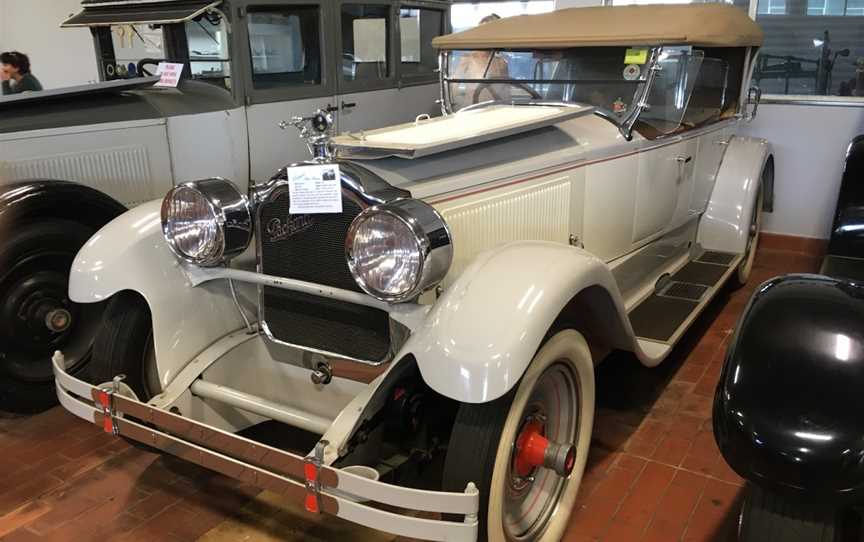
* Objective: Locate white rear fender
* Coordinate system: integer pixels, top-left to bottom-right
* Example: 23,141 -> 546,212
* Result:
69,200 -> 246,389
403,241 -> 636,403
697,136 -> 772,254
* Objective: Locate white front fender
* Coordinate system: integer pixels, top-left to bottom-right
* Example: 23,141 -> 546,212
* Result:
69,200 -> 246,389
403,241 -> 637,404
697,136 -> 772,254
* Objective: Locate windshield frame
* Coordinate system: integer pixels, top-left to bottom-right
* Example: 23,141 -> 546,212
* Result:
438,46 -> 664,140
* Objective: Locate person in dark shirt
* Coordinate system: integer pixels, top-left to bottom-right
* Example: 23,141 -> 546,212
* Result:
1,51 -> 43,95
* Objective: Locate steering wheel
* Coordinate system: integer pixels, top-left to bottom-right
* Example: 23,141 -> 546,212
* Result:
136,58 -> 162,77
471,82 -> 543,103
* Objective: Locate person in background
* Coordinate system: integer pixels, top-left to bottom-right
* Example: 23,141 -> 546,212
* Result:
1,52 -> 43,95
450,14 -> 511,109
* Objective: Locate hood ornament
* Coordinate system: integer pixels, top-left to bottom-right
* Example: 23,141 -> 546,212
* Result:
279,109 -> 335,163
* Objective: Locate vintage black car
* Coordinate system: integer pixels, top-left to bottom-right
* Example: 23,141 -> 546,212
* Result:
714,135 -> 864,541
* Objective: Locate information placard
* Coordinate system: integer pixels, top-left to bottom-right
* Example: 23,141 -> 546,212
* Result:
288,164 -> 342,214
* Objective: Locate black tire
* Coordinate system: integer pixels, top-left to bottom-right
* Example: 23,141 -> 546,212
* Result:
90,291 -> 160,454
90,291 -> 156,401
442,392 -> 515,542
740,485 -> 840,542
442,330 -> 594,542
0,219 -> 105,414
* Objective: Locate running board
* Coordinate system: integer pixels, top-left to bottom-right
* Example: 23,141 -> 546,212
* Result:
629,250 -> 741,350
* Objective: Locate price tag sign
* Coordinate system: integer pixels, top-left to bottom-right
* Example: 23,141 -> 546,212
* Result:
288,164 -> 342,214
154,62 -> 184,87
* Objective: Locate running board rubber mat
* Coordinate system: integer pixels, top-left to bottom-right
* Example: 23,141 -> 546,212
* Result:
629,251 -> 738,343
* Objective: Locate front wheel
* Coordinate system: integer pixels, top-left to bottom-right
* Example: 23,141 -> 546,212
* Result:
442,330 -> 595,541
0,220 -> 105,413
89,291 -> 161,453
740,485 -> 845,542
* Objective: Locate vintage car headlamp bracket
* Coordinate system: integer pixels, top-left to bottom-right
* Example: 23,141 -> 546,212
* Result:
161,178 -> 253,267
346,198 -> 453,303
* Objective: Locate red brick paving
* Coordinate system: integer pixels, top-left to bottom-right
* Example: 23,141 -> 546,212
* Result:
0,248 -> 819,541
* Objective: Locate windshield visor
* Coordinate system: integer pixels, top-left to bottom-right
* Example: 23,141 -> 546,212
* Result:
444,47 -> 652,118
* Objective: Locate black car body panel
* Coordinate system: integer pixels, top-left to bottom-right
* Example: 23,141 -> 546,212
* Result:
714,274 -> 864,503
713,134 -> 864,505
826,135 -> 864,262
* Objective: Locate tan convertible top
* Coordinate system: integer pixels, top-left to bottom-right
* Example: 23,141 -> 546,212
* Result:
432,4 -> 763,50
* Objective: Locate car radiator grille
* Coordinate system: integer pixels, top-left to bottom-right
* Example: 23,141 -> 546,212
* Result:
258,189 -> 391,362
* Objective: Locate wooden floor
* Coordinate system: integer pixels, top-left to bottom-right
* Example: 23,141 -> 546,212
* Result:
0,247 -> 821,542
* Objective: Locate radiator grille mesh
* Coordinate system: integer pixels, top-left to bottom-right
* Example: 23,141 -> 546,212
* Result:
258,189 -> 391,362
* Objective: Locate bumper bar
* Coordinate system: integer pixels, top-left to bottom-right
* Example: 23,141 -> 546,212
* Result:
52,352 -> 479,542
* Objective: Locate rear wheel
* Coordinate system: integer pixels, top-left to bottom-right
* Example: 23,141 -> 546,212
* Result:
0,220 -> 105,413
734,163 -> 769,287
740,485 -> 843,542
442,330 -> 595,541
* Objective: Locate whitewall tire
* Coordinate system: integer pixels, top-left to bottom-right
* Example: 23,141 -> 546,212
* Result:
443,330 -> 595,541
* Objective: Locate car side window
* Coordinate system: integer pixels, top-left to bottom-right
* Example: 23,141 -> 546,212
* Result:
341,4 -> 392,83
681,57 -> 731,128
247,6 -> 322,89
638,48 -> 704,136
399,7 -> 444,79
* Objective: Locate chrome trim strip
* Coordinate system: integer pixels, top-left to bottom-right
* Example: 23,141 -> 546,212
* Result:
760,96 -> 864,108
259,320 -> 392,367
184,265 -> 392,312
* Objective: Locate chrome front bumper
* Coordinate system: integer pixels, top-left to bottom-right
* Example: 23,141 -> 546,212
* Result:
52,352 -> 479,542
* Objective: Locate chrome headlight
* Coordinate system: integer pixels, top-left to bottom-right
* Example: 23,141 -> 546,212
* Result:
161,179 -> 252,266
346,199 -> 453,303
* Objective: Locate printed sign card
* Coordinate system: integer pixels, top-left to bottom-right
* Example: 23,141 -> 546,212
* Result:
288,164 -> 342,214
154,62 -> 185,87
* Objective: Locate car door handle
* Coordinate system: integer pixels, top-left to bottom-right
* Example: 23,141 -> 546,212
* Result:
341,101 -> 357,110
324,104 -> 339,113
676,155 -> 692,163
714,138 -> 730,146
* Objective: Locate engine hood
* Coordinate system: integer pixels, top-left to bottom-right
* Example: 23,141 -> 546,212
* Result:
347,112 -> 630,202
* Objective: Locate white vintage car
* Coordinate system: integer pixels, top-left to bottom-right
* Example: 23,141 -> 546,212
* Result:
54,5 -> 771,541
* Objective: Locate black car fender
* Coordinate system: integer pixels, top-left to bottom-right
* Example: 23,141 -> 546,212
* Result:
713,274 -> 864,505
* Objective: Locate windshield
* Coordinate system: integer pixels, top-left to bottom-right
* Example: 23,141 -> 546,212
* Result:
444,46 -> 653,119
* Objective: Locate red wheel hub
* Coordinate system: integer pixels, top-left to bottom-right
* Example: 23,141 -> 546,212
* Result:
514,418 -> 577,478
515,420 -> 548,477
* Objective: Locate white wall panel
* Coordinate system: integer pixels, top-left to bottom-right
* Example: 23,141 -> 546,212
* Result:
741,104 -> 864,239
0,0 -> 98,90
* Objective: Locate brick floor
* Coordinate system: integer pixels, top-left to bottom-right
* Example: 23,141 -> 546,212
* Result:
0,247 -> 820,542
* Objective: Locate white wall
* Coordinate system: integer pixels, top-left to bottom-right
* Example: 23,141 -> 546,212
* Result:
742,104 -> 864,239
0,0 -> 98,89
555,0 -> 603,7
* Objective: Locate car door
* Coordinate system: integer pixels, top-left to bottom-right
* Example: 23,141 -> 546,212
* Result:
241,0 -> 337,180
631,48 -> 703,244
632,138 -> 696,244
690,125 -> 734,216
331,1 -> 399,133
332,1 -> 443,134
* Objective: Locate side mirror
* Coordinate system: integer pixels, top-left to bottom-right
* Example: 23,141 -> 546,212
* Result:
745,86 -> 762,121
